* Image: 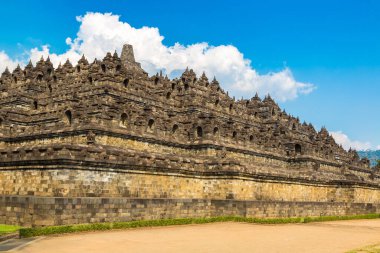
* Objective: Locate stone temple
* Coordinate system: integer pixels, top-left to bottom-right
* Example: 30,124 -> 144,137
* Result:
0,44 -> 378,227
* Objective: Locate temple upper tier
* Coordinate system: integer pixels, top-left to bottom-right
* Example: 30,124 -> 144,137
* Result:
0,44 -> 371,169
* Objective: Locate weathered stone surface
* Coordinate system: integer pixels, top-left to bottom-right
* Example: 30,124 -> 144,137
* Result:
1,196 -> 379,227
0,44 -> 378,226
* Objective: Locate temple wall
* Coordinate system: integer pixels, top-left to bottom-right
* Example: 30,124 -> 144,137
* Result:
1,195 -> 379,227
1,169 -> 380,203
1,168 -> 380,227
0,136 -> 379,227
0,133 -> 354,175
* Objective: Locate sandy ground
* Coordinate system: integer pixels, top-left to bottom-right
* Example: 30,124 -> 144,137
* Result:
16,219 -> 380,253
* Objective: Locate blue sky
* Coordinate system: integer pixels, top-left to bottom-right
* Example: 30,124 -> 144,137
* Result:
0,0 -> 379,150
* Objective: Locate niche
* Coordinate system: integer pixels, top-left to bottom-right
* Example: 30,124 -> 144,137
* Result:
120,113 -> 128,127
172,124 -> 178,134
37,74 -> 43,82
295,144 -> 302,155
116,65 -> 121,73
148,119 -> 155,131
196,126 -> 203,138
123,78 -> 129,87
65,110 -> 72,126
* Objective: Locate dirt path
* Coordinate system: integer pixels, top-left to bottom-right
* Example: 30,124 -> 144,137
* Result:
16,219 -> 380,253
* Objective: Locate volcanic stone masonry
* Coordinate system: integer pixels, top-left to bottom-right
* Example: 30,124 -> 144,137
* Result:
0,44 -> 378,227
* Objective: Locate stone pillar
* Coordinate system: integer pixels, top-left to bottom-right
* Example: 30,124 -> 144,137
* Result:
121,44 -> 136,64
120,44 -> 143,70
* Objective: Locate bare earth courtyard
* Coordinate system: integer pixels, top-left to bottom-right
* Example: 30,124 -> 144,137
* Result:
14,219 -> 380,253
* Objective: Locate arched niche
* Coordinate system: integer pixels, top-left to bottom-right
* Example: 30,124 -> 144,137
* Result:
172,124 -> 178,134
213,127 -> 219,136
295,144 -> 302,155
64,110 -> 72,126
196,126 -> 203,138
123,78 -> 129,87
148,119 -> 155,131
120,113 -> 128,127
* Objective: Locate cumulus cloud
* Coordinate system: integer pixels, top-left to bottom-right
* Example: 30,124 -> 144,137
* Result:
0,12 -> 315,102
331,131 -> 373,151
0,51 -> 20,73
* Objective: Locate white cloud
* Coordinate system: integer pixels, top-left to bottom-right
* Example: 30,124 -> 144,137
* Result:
331,131 -> 373,151
0,12 -> 315,102
29,45 -> 82,69
0,51 -> 20,74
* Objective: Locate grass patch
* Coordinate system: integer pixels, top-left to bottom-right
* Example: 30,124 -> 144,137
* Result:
19,213 -> 380,238
303,213 -> 380,223
347,243 -> 380,253
0,224 -> 21,235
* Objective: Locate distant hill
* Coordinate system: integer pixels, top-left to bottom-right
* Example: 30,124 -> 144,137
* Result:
358,150 -> 380,167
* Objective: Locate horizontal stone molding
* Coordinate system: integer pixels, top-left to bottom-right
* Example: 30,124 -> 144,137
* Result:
0,160 -> 379,189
